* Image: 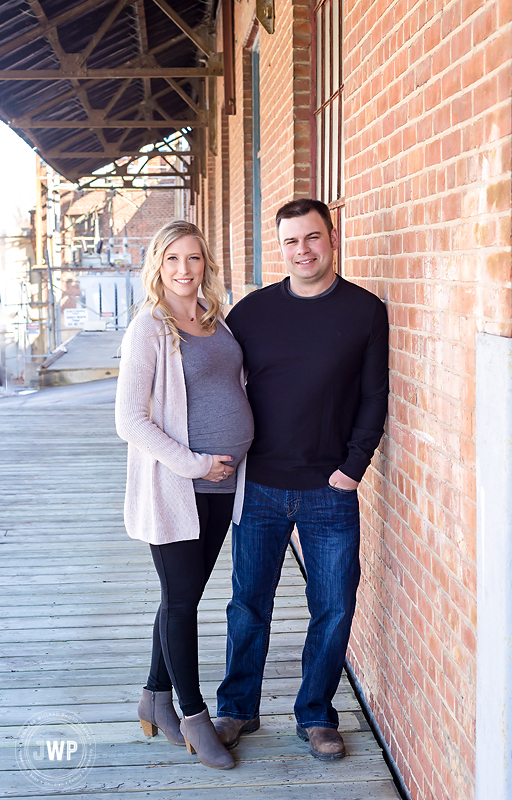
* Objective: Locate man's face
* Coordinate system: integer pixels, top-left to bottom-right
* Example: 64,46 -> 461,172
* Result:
278,210 -> 337,286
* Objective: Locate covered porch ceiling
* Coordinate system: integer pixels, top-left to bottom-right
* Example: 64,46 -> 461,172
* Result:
0,0 -> 229,189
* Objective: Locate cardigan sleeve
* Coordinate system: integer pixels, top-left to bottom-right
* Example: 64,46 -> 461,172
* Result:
115,319 -> 214,480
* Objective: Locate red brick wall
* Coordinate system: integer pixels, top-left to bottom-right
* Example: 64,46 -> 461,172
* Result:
259,0 -> 313,286
208,0 -> 313,300
220,110 -> 233,291
207,147 -> 217,260
223,11 -> 257,300
344,1 -> 512,799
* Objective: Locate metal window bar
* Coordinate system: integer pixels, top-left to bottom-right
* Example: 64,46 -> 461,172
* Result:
313,0 -> 344,208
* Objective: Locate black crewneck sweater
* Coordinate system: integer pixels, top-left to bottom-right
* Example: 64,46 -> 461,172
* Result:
226,277 -> 389,489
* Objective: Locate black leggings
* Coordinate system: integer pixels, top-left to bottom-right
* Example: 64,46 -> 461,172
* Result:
146,493 -> 234,716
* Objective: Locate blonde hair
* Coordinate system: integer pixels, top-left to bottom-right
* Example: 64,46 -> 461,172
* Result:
139,220 -> 226,343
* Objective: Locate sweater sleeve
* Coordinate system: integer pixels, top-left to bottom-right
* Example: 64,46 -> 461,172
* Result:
337,298 -> 389,482
115,321 -> 213,480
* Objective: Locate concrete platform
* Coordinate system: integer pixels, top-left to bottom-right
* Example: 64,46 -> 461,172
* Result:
39,331 -> 125,388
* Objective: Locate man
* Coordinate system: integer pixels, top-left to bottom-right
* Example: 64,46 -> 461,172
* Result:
215,198 -> 389,760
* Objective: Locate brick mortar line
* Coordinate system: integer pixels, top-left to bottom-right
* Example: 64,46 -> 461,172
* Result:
361,562 -> 478,703
352,634 -> 477,779
391,320 -> 510,333
345,107 -> 512,165
361,562 -> 477,646
345,250 -> 512,261
350,642 -> 474,759
346,44 -> 511,123
388,389 -> 476,416
386,405 -> 475,447
345,170 -> 512,194
390,360 -> 476,382
344,201 -> 511,221
375,452 -> 477,521
379,430 -> 476,482
379,435 -> 476,502
345,72 -> 511,143
360,550 -> 478,670
344,0 -> 511,104
344,0 -> 429,44
357,584 -> 477,699
345,209 -> 512,222
374,471 -> 477,531
350,607 -> 477,761
365,554 -> 478,633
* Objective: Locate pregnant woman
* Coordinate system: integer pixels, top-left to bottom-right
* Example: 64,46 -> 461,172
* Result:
115,220 -> 253,770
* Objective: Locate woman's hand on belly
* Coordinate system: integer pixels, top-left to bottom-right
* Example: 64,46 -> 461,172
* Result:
203,455 -> 235,483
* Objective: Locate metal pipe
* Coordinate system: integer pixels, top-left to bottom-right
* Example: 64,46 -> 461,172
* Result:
222,0 -> 235,114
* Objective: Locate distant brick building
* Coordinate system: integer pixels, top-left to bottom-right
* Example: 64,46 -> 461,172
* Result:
59,187 -> 178,270
32,159 -> 182,345
197,2 -> 512,799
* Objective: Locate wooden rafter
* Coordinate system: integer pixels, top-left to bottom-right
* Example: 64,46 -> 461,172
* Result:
26,0 -> 108,152
42,147 -> 199,158
102,78 -> 132,117
13,119 -> 205,128
150,0 -> 213,58
78,0 -> 132,67
163,77 -> 201,116
0,67 -> 220,80
76,179 -> 190,189
0,0 -> 109,60
133,0 -> 152,122
20,80 -> 101,120
0,0 -> 213,183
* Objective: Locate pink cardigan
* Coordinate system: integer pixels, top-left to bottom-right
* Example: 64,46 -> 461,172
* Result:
115,306 -> 246,545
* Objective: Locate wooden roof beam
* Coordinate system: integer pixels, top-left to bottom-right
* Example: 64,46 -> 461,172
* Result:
43,147 -> 199,158
0,0 -> 109,60
74,174 -> 191,187
150,0 -> 213,58
133,0 -> 152,122
162,77 -> 201,116
78,0 -> 132,67
0,66 -> 221,80
11,119 -> 206,128
18,80 -> 101,120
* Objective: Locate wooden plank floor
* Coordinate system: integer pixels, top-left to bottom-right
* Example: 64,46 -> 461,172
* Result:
0,400 -> 399,799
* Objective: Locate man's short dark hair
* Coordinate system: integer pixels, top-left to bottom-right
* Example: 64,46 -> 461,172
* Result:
275,198 -> 333,236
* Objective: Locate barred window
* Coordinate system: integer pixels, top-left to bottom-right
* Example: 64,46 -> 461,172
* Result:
313,0 -> 343,206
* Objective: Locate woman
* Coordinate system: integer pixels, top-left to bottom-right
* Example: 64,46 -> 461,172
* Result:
115,220 -> 253,770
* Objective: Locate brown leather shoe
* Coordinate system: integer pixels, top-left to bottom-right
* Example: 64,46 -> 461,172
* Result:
296,724 -> 346,760
213,716 -> 260,749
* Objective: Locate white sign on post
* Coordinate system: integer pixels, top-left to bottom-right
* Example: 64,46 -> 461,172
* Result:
64,309 -> 88,328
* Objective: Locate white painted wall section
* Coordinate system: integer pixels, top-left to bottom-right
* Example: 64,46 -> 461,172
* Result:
476,332 -> 512,800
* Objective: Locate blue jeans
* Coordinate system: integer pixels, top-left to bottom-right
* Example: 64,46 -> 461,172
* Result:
217,480 -> 361,729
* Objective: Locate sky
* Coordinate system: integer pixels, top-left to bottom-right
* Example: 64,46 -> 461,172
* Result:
0,122 -> 37,235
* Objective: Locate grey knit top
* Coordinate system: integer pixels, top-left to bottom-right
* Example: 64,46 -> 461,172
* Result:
180,323 -> 254,493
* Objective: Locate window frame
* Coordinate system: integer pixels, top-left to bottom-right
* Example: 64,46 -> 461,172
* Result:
311,0 -> 344,210
311,0 -> 344,274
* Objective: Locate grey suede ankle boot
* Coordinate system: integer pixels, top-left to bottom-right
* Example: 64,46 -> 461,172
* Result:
180,708 -> 235,769
137,688 -> 185,746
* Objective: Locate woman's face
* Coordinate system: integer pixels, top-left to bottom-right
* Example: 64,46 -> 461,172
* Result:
160,235 -> 205,303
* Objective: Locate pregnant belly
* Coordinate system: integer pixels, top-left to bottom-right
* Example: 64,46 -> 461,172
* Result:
189,414 -> 254,492
189,432 -> 254,469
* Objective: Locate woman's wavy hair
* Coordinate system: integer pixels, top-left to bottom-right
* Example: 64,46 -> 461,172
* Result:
139,220 -> 226,343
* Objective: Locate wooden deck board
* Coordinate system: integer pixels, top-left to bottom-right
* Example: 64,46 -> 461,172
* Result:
0,404 -> 398,799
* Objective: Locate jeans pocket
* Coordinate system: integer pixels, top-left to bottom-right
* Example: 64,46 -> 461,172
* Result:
328,483 -> 357,494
